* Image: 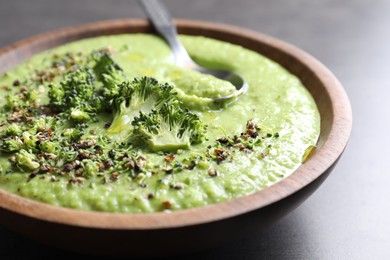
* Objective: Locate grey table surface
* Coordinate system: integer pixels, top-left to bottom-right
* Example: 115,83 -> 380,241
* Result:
0,0 -> 389,259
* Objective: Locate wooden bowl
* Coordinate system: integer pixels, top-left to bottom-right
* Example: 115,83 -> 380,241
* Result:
0,19 -> 352,257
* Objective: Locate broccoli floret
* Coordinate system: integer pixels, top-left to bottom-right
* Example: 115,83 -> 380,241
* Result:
92,52 -> 126,101
105,77 -> 178,143
15,149 -> 40,170
102,67 -> 126,99
48,67 -> 102,121
0,137 -> 24,153
92,52 -> 123,81
132,103 -> 207,152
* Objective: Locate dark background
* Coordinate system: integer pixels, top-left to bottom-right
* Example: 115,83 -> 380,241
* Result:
1,0 -> 389,259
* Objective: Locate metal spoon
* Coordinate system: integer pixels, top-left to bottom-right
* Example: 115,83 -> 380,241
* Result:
138,0 -> 248,102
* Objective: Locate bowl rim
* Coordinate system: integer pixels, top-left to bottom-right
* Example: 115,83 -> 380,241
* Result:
0,19 -> 352,230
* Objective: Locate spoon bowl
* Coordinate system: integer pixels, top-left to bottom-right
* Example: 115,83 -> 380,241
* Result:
138,0 -> 248,102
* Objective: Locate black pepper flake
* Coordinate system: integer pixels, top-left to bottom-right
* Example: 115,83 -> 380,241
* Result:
78,152 -> 90,160
75,168 -> 84,176
78,140 -> 96,149
68,177 -> 86,185
213,148 -> 229,164
118,153 -> 129,160
173,183 -> 183,190
63,163 -> 74,172
247,128 -> 255,136
96,162 -> 105,170
13,80 -> 20,86
28,173 -> 37,180
164,154 -> 175,163
125,159 -> 136,170
165,166 -> 173,174
243,148 -> 253,154
110,172 -> 119,181
39,164 -> 51,173
104,122 -> 111,128
104,159 -> 114,168
95,148 -> 104,156
246,119 -> 257,130
186,160 -> 197,170
208,168 -> 218,177
147,193 -> 154,199
108,149 -> 116,158
235,143 -> 245,151
135,157 -> 146,171
217,137 -> 229,144
162,201 -> 172,208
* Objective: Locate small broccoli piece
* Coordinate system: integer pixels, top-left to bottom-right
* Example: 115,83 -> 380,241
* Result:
39,140 -> 60,154
48,83 -> 65,107
0,123 -> 23,137
48,67 -> 102,121
60,149 -> 78,163
15,149 -> 40,170
70,108 -> 91,121
63,128 -> 84,142
132,103 -> 207,152
0,137 -> 24,153
26,116 -> 57,134
82,160 -> 99,177
25,89 -> 39,104
6,94 -> 22,111
105,77 -> 178,143
22,132 -> 37,149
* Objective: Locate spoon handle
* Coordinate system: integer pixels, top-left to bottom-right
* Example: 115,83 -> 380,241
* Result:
138,0 -> 194,66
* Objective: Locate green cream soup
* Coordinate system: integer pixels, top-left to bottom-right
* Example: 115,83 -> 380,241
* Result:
0,34 -> 320,213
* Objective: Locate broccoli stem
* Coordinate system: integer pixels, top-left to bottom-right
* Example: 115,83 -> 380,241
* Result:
106,95 -> 158,142
147,123 -> 191,152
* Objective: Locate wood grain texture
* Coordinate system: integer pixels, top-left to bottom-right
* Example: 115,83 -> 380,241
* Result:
0,19 -> 352,256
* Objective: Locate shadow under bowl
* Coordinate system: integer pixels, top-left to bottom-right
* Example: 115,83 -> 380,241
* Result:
0,19 -> 352,257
